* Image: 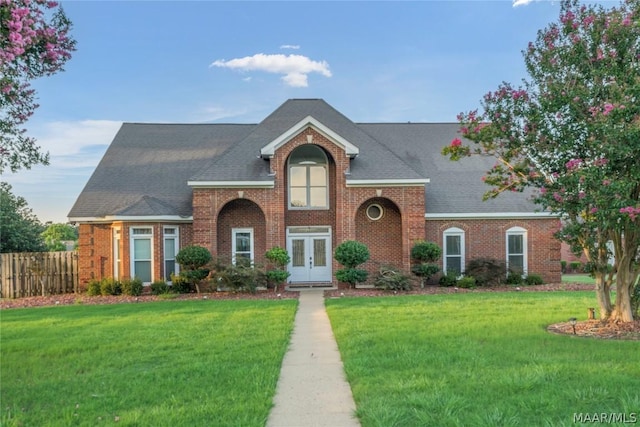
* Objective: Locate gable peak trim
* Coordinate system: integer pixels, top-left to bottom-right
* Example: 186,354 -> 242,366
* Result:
260,115 -> 359,159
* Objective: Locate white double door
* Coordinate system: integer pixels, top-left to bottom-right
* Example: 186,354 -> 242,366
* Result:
286,228 -> 332,283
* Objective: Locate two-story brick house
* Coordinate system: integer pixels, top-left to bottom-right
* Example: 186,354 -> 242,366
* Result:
69,99 -> 561,287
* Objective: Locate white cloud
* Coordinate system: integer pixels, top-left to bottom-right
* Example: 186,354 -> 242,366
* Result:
512,0 -> 535,7
280,44 -> 300,50
29,119 -> 122,157
211,53 -> 332,87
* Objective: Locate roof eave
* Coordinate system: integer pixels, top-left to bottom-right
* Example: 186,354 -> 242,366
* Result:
424,212 -> 559,220
187,180 -> 275,188
68,215 -> 194,224
346,178 -> 429,187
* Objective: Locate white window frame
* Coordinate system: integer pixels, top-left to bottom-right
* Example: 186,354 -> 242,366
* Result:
506,226 -> 528,276
288,146 -> 329,210
232,228 -> 254,266
130,226 -> 154,284
112,227 -> 121,280
163,226 -> 180,281
443,227 -> 465,276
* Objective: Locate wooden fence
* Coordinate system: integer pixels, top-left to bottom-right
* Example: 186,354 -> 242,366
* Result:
0,251 -> 79,298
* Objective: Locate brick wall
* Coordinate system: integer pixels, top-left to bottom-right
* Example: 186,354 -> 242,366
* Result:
425,217 -> 561,283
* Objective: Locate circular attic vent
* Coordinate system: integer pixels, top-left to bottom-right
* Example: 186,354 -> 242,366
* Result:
366,204 -> 384,221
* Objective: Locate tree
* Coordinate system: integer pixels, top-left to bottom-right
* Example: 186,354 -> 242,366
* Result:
442,0 -> 639,322
265,246 -> 291,292
0,182 -> 45,252
334,240 -> 370,288
1,0 -> 76,173
41,222 -> 77,251
410,240 -> 441,288
175,245 -> 212,293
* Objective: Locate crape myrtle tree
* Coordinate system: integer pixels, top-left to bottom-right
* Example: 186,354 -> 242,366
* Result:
443,0 -> 639,322
1,0 -> 76,173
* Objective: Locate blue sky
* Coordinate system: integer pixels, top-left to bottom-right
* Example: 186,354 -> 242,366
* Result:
4,0 -> 574,223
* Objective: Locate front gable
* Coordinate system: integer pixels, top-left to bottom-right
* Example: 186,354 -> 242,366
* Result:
259,116 -> 359,159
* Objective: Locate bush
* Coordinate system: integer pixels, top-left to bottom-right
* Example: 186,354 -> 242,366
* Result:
457,276 -> 476,289
216,263 -> 260,293
410,240 -> 442,263
150,280 -> 170,295
560,260 -> 567,274
569,261 -> 582,273
464,258 -> 506,286
334,241 -> 370,287
86,279 -> 101,296
170,273 -> 194,294
374,265 -> 413,291
265,247 -> 291,291
631,279 -> 640,319
334,241 -> 370,268
121,278 -> 143,296
525,274 -> 544,286
439,271 -> 458,287
506,272 -> 524,285
100,278 -> 121,296
176,245 -> 212,270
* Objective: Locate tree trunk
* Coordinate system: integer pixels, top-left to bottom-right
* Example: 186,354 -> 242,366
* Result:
594,272 -> 613,320
611,254 -> 635,322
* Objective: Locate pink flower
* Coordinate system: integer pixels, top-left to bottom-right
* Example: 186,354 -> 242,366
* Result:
565,158 -> 582,170
602,103 -> 615,115
590,207 -> 598,214
450,138 -> 462,147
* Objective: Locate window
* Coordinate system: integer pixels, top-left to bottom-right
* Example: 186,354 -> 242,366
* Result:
130,227 -> 153,283
113,227 -> 121,279
366,204 -> 384,220
288,145 -> 328,209
443,227 -> 465,275
506,226 -> 527,275
232,228 -> 254,266
164,227 -> 179,281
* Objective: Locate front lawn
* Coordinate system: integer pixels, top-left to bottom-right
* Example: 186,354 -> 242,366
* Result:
1,299 -> 297,427
562,274 -> 596,285
326,292 -> 639,427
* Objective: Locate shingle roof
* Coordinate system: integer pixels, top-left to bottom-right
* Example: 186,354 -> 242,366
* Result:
69,99 -> 538,219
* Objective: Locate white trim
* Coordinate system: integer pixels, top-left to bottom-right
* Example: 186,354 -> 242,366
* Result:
232,228 -> 254,265
506,226 -> 528,276
112,227 -> 121,280
443,227 -> 465,275
346,178 -> 429,187
69,215 -> 193,224
187,180 -> 274,188
163,226 -> 180,281
130,226 -> 154,284
425,212 -> 557,220
260,116 -> 359,158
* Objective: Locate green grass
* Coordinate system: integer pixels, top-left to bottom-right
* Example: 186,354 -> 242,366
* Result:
326,292 -> 639,427
1,299 -> 297,427
562,274 -> 596,285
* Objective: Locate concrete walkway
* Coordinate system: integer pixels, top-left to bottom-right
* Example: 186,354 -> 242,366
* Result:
266,289 -> 360,427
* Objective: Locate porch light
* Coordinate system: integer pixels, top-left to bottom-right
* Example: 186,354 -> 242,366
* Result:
569,317 -> 577,335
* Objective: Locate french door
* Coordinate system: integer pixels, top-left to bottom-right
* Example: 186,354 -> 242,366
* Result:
286,227 -> 332,283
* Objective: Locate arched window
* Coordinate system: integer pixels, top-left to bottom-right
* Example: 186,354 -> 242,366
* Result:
288,145 -> 328,209
443,227 -> 465,275
506,226 -> 528,275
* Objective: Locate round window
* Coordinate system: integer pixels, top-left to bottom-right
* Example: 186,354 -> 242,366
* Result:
366,204 -> 384,221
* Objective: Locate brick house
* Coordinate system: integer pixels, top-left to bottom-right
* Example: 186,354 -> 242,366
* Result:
69,99 -> 561,287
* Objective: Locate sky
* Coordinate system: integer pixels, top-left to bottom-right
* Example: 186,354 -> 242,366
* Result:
3,0 -> 590,224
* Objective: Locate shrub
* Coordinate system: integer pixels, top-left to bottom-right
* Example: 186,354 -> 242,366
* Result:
86,279 -> 101,296
410,240 -> 441,287
150,280 -> 170,295
334,241 -> 370,287
176,245 -> 212,293
525,274 -> 544,286
265,247 -> 291,291
100,278 -> 121,296
560,260 -> 567,274
170,273 -> 194,294
121,278 -> 143,296
216,263 -> 260,293
631,279 -> 640,319
374,265 -> 413,291
457,276 -> 476,289
506,272 -> 524,285
334,241 -> 370,268
439,271 -> 458,287
569,261 -> 582,273
464,258 -> 506,286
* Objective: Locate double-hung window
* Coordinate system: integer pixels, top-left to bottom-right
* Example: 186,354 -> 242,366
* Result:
130,227 -> 153,283
232,228 -> 254,266
163,227 -> 179,281
506,226 -> 527,275
443,227 -> 465,276
288,145 -> 328,209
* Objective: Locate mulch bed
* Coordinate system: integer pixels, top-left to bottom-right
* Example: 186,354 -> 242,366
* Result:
2,282 -> 638,341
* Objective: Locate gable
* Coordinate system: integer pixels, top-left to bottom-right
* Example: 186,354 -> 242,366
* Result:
259,116 -> 359,159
